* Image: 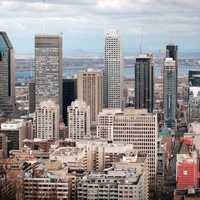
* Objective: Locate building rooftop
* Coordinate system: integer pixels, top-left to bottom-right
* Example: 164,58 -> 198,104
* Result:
1,119 -> 25,130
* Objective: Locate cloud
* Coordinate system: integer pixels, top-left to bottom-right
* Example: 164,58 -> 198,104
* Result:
0,0 -> 199,53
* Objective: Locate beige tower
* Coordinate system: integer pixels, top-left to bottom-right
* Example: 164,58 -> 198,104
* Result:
77,69 -> 103,125
34,100 -> 59,139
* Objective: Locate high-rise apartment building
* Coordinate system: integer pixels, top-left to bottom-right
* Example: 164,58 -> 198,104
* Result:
77,69 -> 103,125
28,81 -> 35,113
188,71 -> 200,122
63,78 -> 77,126
34,100 -> 59,139
104,30 -> 123,108
68,100 -> 90,139
0,32 -> 15,116
97,108 -> 158,190
135,54 -> 154,113
35,34 -> 62,113
163,58 -> 177,128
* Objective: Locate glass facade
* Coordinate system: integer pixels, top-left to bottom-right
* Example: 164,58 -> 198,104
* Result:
0,32 -> 15,116
135,55 -> 154,113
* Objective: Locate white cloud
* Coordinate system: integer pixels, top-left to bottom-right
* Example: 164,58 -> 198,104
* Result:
0,0 -> 199,53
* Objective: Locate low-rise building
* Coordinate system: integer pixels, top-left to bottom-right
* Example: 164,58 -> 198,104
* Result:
17,161 -> 74,200
77,153 -> 148,200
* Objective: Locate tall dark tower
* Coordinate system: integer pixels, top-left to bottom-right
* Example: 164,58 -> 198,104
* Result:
135,54 -> 154,113
163,58 -> 177,128
0,32 -> 15,116
63,78 -> 77,126
166,44 -> 178,62
166,44 -> 178,101
28,81 -> 35,113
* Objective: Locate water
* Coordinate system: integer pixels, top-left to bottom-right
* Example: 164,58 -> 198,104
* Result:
16,65 -> 200,82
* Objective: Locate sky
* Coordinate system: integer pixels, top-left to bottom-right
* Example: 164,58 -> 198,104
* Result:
0,0 -> 200,55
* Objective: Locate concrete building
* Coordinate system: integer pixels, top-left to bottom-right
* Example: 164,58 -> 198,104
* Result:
63,78 -> 77,126
35,34 -> 63,113
17,161 -> 73,200
77,69 -> 103,125
68,100 -> 90,140
49,140 -> 135,172
0,119 -> 27,156
28,81 -> 35,113
97,109 -> 122,140
135,54 -> 154,113
77,153 -> 148,200
156,138 -> 167,196
97,108 -> 158,190
0,32 -> 15,116
188,71 -> 200,122
163,58 -> 177,128
34,100 -> 59,139
104,30 -> 123,109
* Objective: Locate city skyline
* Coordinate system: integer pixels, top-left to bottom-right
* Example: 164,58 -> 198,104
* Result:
0,0 -> 200,54
1,1 -> 200,200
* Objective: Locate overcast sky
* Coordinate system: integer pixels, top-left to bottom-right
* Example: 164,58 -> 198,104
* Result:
0,0 -> 200,55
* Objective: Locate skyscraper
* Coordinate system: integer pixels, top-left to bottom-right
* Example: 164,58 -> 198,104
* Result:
34,100 -> 59,139
35,34 -> 62,113
104,30 -> 123,108
77,69 -> 103,125
135,54 -> 154,112
63,78 -> 77,126
166,44 -> 178,100
0,32 -> 15,116
188,71 -> 200,122
163,58 -> 177,128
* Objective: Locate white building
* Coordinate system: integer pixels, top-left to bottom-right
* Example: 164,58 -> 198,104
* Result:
104,30 -> 123,108
97,108 -> 158,190
97,108 -> 122,140
34,100 -> 59,139
68,100 -> 90,139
